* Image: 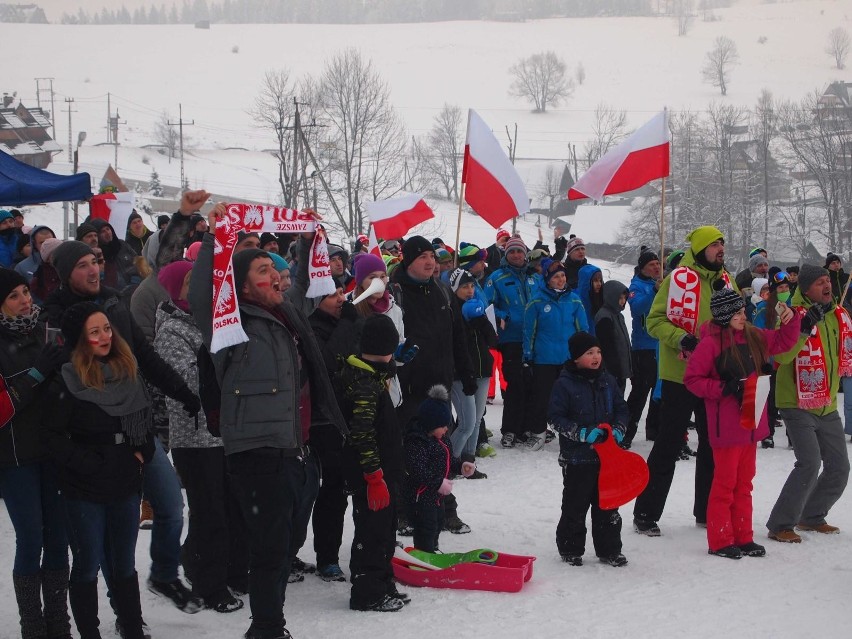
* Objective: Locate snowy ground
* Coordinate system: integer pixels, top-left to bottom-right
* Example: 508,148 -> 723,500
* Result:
1,397 -> 849,639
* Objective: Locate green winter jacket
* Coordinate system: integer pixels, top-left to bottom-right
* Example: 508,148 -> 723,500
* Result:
646,250 -> 737,384
774,287 -> 842,415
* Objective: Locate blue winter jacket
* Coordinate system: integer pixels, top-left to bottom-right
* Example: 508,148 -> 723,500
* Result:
0,233 -> 18,269
628,269 -> 659,351
547,365 -> 628,465
576,264 -> 603,336
522,280 -> 588,364
484,262 -> 541,345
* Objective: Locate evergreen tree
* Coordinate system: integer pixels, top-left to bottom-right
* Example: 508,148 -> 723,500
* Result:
149,169 -> 164,197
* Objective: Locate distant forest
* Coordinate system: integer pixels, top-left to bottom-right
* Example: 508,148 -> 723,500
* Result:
60,0 -> 732,25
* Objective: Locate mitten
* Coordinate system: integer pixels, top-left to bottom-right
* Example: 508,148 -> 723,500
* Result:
175,386 -> 201,417
363,469 -> 390,511
462,299 -> 486,321
580,427 -> 607,444
612,429 -> 625,444
339,301 -> 358,322
394,339 -> 419,364
462,376 -> 478,396
722,378 -> 745,403
680,334 -> 699,353
437,478 -> 454,496
461,461 -> 476,477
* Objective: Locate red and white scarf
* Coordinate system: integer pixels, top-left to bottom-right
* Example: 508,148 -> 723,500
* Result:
793,306 -> 852,409
210,203 -> 335,353
666,267 -> 732,335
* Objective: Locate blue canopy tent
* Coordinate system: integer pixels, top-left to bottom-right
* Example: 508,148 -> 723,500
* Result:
0,150 -> 91,206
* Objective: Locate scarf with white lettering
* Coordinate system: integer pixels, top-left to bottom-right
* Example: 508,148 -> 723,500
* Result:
666,266 -> 731,335
210,203 -> 334,353
793,305 -> 852,409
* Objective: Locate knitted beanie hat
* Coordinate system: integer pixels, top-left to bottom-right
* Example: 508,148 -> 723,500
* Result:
402,235 -> 434,268
232,249 -> 270,296
710,279 -> 745,326
416,385 -> 453,433
686,226 -> 723,255
748,254 -> 769,273
39,238 -> 63,264
434,248 -> 453,264
637,246 -> 659,270
569,331 -> 601,361
52,241 -> 96,284
352,253 -> 386,286
541,258 -> 566,286
360,314 -> 399,357
750,277 -> 769,305
749,247 -> 766,258
0,268 -> 27,304
449,267 -> 475,293
496,229 -> 511,242
798,263 -> 828,296
565,236 -> 585,259
157,260 -> 194,311
457,243 -> 485,270
269,252 -> 290,272
504,237 -> 528,256
60,301 -> 104,349
824,252 -> 841,269
75,222 -> 98,241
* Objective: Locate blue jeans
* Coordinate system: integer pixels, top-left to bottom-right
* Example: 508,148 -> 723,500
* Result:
66,493 -> 140,583
142,436 -> 184,582
450,378 -> 489,457
842,377 -> 852,436
0,461 -> 68,575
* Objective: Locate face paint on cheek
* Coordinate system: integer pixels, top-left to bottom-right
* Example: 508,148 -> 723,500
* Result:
255,282 -> 271,288
87,338 -> 101,345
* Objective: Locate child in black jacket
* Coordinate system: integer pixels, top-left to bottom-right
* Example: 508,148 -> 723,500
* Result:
404,385 -> 476,552
547,331 -> 629,568
338,314 -> 408,613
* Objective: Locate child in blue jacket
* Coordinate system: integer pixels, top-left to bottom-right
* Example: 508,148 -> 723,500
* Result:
548,331 -> 629,568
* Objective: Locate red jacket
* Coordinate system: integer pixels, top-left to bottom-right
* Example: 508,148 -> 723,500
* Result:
683,316 -> 800,448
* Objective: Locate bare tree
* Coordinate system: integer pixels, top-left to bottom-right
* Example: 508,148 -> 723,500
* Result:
673,0 -> 694,36
826,27 -> 851,70
319,47 -> 406,235
575,61 -> 586,86
751,89 -> 779,248
154,110 -> 179,160
422,104 -> 464,201
537,164 -> 562,213
583,103 -> 629,168
701,36 -> 739,96
249,69 -> 296,204
509,51 -> 574,113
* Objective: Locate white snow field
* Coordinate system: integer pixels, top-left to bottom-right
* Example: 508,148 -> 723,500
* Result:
1,0 -> 851,637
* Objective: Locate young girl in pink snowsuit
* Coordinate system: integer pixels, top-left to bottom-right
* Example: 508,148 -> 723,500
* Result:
684,280 -> 800,559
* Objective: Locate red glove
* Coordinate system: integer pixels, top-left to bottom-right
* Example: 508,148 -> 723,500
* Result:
363,469 -> 390,511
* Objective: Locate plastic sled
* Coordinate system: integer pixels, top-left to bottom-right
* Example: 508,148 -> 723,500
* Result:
392,547 -> 536,593
593,423 -> 649,510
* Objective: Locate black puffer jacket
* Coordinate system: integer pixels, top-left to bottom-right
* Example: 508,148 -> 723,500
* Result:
41,372 -> 155,502
0,320 -> 52,468
451,295 -> 497,380
404,419 -> 465,506
594,280 -> 633,381
391,268 -> 472,399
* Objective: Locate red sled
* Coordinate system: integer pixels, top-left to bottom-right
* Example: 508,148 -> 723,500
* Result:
593,423 -> 649,510
392,548 -> 536,593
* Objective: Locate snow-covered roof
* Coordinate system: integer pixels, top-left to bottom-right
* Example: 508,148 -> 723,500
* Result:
0,113 -> 27,129
569,204 -> 633,245
39,140 -> 61,152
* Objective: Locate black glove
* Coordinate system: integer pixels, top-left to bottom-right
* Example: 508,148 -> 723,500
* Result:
522,362 -> 534,384
461,376 -> 478,396
555,236 -> 568,252
800,304 -> 826,335
722,378 -> 744,403
339,301 -> 358,322
33,343 -> 67,377
175,386 -> 201,417
680,334 -> 699,353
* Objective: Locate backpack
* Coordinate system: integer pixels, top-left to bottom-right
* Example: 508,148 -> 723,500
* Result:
196,344 -> 221,437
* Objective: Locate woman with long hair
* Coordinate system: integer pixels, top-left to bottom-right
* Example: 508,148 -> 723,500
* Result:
0,269 -> 71,639
42,302 -> 155,639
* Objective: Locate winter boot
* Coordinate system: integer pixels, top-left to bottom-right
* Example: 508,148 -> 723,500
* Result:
13,573 -> 47,639
708,545 -> 743,560
41,568 -> 72,639
112,573 -> 145,639
737,541 -> 767,557
68,579 -> 101,639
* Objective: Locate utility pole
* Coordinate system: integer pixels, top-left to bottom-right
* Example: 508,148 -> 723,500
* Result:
109,108 -> 127,171
35,77 -> 56,138
64,97 -> 75,163
505,123 -> 519,235
168,104 -> 194,192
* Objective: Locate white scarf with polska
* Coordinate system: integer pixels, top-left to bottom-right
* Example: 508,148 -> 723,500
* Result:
210,203 -> 335,353
666,266 -> 732,336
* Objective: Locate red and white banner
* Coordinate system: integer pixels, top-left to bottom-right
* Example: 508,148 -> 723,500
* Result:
88,191 -> 136,233
462,109 -> 530,229
569,109 -> 670,201
364,192 -> 434,240
367,225 -> 382,258
210,203 -> 333,353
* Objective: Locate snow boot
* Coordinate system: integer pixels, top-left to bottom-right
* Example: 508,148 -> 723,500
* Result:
113,573 -> 145,639
350,594 -> 404,613
500,433 -> 515,448
797,522 -> 840,534
761,436 -> 775,449
68,579 -> 101,639
316,564 -> 346,582
598,553 -> 628,567
13,572 -> 47,639
708,545 -> 742,560
560,555 -> 583,566
524,433 -> 545,451
476,442 -> 496,458
738,541 -> 766,557
633,519 -> 661,537
768,529 -> 802,543
41,567 -> 72,639
443,515 -> 471,534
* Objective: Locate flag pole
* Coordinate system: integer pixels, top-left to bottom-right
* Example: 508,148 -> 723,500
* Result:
454,182 -> 466,268
659,176 -> 666,264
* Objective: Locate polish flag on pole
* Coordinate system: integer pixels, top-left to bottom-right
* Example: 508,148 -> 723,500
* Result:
367,225 -> 382,258
462,109 -> 530,229
568,109 -> 670,201
364,192 -> 434,239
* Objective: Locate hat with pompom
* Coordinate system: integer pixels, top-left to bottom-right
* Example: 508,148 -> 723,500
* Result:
710,279 -> 745,327
415,385 -> 453,433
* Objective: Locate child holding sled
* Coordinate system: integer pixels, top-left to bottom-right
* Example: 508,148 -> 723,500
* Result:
404,385 -> 476,552
683,280 -> 800,559
547,331 -> 629,567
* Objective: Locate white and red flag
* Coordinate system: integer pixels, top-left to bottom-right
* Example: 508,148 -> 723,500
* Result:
569,109 -> 670,201
366,225 -> 382,258
88,191 -> 136,232
462,109 -> 530,229
364,192 -> 434,240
